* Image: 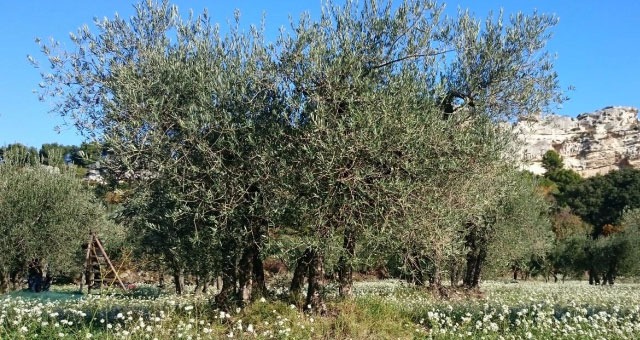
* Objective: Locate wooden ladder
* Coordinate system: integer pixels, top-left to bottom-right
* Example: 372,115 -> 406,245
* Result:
80,232 -> 127,293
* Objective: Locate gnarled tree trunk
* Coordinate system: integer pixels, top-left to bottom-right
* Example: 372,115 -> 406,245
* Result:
305,249 -> 327,315
252,249 -> 266,298
237,243 -> 256,304
463,222 -> 487,289
173,267 -> 185,295
215,237 -> 238,309
290,248 -> 313,304
237,219 -> 267,305
337,227 -> 356,297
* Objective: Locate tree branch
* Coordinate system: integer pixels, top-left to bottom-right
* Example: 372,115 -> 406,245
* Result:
369,49 -> 453,70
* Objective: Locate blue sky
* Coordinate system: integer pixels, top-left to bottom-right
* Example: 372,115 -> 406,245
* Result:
1,1 -> 638,148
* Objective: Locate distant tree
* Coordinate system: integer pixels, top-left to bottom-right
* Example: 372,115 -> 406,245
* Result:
540,207 -> 591,282
542,149 -> 563,172
548,234 -> 590,282
546,168 -> 582,200
558,169 -> 640,284
118,177 -> 198,295
539,150 -> 583,201
568,208 -> 640,285
1,144 -> 39,166
616,209 -> 640,277
0,164 -> 114,293
70,142 -> 105,167
551,206 -> 591,240
565,168 -> 640,236
482,171 -> 554,282
586,234 -> 626,285
40,143 -> 74,167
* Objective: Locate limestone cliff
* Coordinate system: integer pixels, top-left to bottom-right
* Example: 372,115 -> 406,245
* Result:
514,106 -> 640,177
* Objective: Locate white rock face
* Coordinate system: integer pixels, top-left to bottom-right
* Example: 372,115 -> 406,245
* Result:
514,106 -> 640,177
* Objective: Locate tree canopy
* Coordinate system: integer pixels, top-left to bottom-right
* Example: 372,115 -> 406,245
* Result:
33,0 -> 564,308
0,163 -> 115,293
542,150 -> 563,172
564,168 -> 640,236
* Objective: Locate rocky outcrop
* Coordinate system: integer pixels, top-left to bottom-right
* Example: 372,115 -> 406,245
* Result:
514,106 -> 640,177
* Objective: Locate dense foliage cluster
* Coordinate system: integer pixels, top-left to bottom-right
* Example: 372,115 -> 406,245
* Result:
0,142 -> 107,169
527,150 -> 640,285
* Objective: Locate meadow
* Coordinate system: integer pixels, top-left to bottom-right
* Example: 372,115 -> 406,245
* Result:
2,280 -> 640,339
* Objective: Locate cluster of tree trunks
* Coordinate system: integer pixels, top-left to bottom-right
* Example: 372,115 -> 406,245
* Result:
213,221 -> 267,309
289,248 -> 327,314
462,222 -> 487,289
27,259 -> 52,292
208,218 -> 492,309
588,267 -> 616,285
402,222 -> 489,293
586,245 -> 617,285
0,270 -> 21,293
0,260 -> 52,294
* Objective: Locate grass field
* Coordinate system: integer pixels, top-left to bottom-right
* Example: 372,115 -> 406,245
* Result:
2,280 -> 640,339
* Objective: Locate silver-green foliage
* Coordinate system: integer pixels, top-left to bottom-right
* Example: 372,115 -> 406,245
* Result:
485,171 -> 554,276
35,0 -> 290,300
32,0 -> 564,299
610,209 -> 640,277
0,164 -> 111,292
277,0 -> 562,289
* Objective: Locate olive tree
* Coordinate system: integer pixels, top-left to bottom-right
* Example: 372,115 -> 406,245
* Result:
572,208 -> 640,285
484,171 -> 554,281
0,163 -> 112,292
616,209 -> 640,278
34,0 -> 564,309
279,0 -> 563,303
436,7 -> 563,289
0,144 -> 39,166
35,0 -> 288,305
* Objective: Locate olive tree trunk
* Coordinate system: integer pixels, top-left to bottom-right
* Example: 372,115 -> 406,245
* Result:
290,248 -> 313,304
305,249 -> 327,315
337,227 -> 356,297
